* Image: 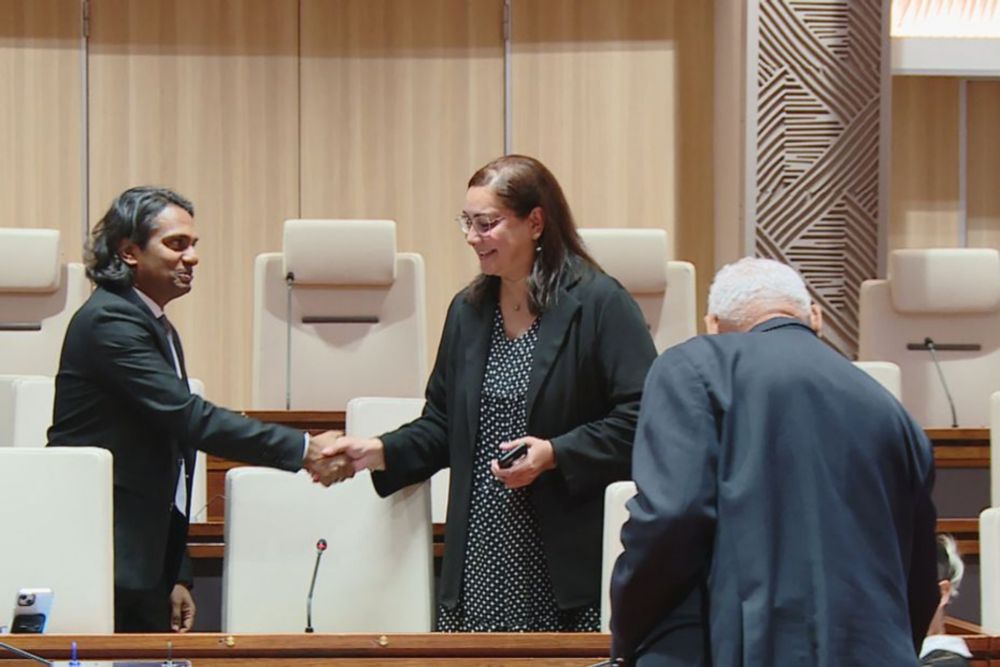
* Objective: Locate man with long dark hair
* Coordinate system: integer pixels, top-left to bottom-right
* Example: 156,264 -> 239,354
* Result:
48,186 -> 347,632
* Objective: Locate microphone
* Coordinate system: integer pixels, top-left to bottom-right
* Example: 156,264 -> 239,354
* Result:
0,641 -> 51,665
924,337 -> 959,428
305,538 -> 328,633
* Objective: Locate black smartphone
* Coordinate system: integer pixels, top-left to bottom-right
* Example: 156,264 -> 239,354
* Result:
498,442 -> 529,469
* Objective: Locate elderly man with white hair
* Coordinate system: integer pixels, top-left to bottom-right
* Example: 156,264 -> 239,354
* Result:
610,257 -> 939,666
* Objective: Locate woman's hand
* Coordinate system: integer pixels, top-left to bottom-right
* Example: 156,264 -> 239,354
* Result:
321,436 -> 386,474
490,436 -> 556,489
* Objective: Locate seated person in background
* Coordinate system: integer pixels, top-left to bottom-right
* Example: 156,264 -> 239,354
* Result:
326,155 -> 657,631
610,257 -> 939,666
48,186 -> 348,633
920,534 -> 972,666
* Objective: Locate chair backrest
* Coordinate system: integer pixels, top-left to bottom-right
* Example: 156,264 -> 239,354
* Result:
346,397 -> 450,522
579,228 -> 697,352
222,396 -> 433,632
252,219 -> 427,409
852,361 -> 902,400
859,249 -> 1000,427
600,480 -> 637,632
0,447 -> 114,633
0,229 -> 89,377
981,507 -> 1000,633
0,375 -> 54,447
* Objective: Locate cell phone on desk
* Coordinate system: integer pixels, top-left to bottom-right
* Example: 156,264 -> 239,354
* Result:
10,588 -> 53,633
498,442 -> 529,469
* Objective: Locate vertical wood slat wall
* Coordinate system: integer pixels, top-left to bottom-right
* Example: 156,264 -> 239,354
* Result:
2,0 -> 716,408
890,76 -> 1000,251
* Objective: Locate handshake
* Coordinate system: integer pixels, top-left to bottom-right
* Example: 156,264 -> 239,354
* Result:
303,431 -> 387,487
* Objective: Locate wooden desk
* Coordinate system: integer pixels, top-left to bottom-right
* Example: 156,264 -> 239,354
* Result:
0,633 -> 609,666
2,631 -> 997,665
929,427 -> 990,468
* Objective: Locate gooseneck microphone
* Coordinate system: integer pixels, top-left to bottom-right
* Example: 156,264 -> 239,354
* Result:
305,538 -> 328,633
0,641 -> 51,666
924,337 -> 959,428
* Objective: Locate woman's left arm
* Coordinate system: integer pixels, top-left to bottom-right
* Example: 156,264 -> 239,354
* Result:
549,287 -> 658,497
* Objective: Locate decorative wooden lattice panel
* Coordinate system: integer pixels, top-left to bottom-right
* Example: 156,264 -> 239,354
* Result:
754,0 -> 884,357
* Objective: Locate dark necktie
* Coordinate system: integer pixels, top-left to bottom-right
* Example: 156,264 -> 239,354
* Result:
157,314 -> 187,380
159,314 -> 191,514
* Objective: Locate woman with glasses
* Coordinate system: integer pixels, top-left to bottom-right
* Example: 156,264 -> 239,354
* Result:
327,154 -> 656,631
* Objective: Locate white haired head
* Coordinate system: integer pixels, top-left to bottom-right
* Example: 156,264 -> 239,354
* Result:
706,257 -> 818,333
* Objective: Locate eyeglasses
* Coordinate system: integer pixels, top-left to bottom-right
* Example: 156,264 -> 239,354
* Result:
455,212 -> 506,236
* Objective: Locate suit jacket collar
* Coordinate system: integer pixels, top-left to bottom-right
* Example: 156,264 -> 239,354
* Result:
751,316 -> 815,336
457,269 -> 586,444
113,287 -> 189,381
102,286 -> 195,475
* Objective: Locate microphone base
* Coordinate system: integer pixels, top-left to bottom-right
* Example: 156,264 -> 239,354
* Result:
304,627 -> 314,634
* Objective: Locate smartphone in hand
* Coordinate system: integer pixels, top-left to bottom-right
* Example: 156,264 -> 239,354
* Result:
498,442 -> 529,469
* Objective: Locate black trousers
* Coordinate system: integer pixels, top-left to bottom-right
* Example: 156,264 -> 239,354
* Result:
114,508 -> 187,633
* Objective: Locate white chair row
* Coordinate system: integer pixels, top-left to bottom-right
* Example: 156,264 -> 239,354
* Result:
1,225 -> 701,414
9,226 -> 1000,430
0,396 -> 431,634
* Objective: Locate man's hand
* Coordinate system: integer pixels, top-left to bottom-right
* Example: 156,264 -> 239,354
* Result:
322,436 -> 386,473
490,436 -> 556,489
305,431 -> 354,486
169,584 -> 196,633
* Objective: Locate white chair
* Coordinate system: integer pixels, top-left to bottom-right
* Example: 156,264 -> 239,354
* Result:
0,229 -> 89,377
580,228 -> 697,352
600,480 -> 637,632
0,375 -> 54,447
0,447 -> 114,633
222,397 -> 433,632
345,397 -> 450,522
252,219 -> 427,409
980,507 -> 1000,632
859,249 -> 1000,427
990,392 -> 1000,508
852,361 -> 902,400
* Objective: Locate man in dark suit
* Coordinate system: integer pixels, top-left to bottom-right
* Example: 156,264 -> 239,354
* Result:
610,257 -> 939,666
48,186 -> 348,633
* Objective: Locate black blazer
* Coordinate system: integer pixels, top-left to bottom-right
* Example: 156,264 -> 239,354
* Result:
611,318 -> 939,665
48,286 -> 304,591
372,265 -> 657,609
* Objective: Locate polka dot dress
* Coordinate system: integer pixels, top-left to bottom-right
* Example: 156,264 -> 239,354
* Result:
436,306 -> 599,632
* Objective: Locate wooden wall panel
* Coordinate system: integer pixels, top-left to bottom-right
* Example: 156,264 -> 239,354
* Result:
87,0 -> 300,407
967,81 -> 1000,250
0,0 -> 83,260
510,0 -> 713,324
889,76 -> 961,249
299,0 -> 504,376
511,0 -> 676,248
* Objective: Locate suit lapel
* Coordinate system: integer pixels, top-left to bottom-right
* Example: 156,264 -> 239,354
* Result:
115,288 -> 196,476
118,288 -> 176,368
459,296 -> 494,448
526,287 -> 581,424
